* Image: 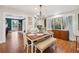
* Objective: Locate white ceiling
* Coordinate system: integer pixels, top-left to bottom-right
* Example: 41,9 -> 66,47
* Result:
1,5 -> 79,17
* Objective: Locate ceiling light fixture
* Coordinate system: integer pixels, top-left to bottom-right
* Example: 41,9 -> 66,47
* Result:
34,5 -> 47,33
35,8 -> 38,10
35,5 -> 46,20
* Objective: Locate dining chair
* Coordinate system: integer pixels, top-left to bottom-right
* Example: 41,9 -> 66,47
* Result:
48,31 -> 54,37
35,37 -> 56,53
23,32 -> 31,53
23,32 -> 40,53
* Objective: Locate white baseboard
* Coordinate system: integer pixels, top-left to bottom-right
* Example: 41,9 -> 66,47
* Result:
69,39 -> 76,41
0,40 -> 6,44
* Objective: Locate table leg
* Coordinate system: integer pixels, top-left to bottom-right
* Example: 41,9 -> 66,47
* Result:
31,41 -> 34,53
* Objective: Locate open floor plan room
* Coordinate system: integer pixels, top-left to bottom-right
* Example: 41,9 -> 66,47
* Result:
0,5 -> 79,53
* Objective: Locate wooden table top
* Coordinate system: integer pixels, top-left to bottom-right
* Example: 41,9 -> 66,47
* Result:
26,33 -> 50,41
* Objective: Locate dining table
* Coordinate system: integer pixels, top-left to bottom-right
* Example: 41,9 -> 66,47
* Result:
26,33 -> 51,53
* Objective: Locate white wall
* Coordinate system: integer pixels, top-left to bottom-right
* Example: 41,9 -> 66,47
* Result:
22,16 -> 28,33
0,11 -> 6,43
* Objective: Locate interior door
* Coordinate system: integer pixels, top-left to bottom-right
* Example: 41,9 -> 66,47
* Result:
6,18 -> 11,31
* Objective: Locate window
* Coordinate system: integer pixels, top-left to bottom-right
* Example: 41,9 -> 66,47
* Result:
51,17 -> 63,29
47,16 -> 72,30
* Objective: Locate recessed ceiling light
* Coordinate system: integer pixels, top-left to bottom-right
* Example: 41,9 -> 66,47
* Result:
35,8 -> 38,10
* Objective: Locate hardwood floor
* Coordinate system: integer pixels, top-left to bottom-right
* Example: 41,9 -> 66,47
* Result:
0,31 -> 54,53
56,39 -> 76,53
0,31 -> 25,53
0,31 -> 77,53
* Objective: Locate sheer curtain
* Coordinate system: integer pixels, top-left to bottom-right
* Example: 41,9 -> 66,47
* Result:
67,16 -> 74,40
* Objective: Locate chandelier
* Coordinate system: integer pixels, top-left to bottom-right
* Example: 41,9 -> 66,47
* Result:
34,5 -> 46,33
35,5 -> 46,20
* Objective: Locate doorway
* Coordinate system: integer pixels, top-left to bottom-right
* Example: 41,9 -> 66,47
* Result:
6,18 -> 24,39
6,18 -> 23,31
11,20 -> 22,31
